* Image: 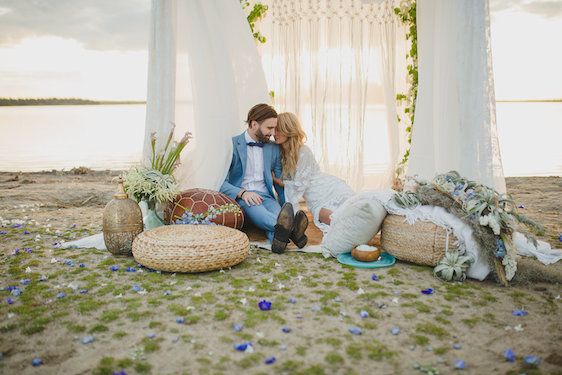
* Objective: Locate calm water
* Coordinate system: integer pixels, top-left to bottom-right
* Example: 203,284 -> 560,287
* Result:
0,103 -> 560,176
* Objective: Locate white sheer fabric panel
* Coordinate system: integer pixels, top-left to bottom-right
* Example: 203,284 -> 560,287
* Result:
144,0 -> 270,190
408,0 -> 506,192
261,0 -> 407,191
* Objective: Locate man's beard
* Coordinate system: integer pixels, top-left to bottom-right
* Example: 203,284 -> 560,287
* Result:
255,127 -> 271,143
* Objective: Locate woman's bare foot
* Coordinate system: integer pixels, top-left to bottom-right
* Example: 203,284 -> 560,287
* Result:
319,208 -> 333,225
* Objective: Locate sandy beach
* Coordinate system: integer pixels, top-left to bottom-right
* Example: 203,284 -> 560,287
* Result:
0,171 -> 560,374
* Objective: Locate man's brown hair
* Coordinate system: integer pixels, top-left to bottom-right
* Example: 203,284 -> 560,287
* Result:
246,104 -> 277,126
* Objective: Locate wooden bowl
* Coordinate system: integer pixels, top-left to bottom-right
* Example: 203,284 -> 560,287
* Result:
351,245 -> 381,262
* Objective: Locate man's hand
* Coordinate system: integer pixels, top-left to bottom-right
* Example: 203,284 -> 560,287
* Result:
242,191 -> 263,206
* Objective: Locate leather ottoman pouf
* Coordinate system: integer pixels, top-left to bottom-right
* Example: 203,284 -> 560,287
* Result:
164,188 -> 244,229
132,225 -> 249,273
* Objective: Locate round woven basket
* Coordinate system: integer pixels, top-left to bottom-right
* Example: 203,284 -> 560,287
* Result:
381,214 -> 456,266
132,225 -> 249,273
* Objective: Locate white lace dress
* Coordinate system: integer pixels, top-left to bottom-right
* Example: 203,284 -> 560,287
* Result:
284,145 -> 355,235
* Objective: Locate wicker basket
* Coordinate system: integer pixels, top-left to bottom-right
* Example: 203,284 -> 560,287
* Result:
381,214 -> 456,266
132,225 -> 249,273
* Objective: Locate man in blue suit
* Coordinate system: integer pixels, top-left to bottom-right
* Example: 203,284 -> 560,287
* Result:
221,104 -> 308,253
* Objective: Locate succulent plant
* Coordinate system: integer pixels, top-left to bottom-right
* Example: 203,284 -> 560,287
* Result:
433,251 -> 473,282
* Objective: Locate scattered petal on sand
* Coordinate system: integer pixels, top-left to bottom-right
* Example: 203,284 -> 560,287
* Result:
56,292 -> 66,299
452,343 -> 462,350
371,274 -> 379,281
348,327 -> 362,335
147,333 -> 156,339
232,323 -> 243,332
360,310 -> 369,318
390,327 -> 401,335
281,326 -> 291,333
454,360 -> 466,369
288,297 -> 297,304
523,355 -> 540,366
176,317 -> 185,324
6,298 -> 14,305
311,305 -> 321,312
265,356 -> 276,365
503,348 -> 516,362
110,265 -> 120,272
20,279 -> 31,285
421,288 -> 434,295
258,300 -> 272,311
32,358 -> 43,367
234,342 -> 253,352
512,309 -> 528,316
81,335 -> 95,344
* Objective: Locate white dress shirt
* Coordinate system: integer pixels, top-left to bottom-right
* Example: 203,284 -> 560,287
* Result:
242,131 -> 268,194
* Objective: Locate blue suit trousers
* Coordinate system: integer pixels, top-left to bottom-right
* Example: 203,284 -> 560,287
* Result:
237,191 -> 281,243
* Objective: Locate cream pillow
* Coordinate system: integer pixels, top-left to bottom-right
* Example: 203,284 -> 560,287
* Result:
322,193 -> 387,257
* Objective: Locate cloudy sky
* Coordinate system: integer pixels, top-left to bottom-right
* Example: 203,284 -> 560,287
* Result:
0,0 -> 561,100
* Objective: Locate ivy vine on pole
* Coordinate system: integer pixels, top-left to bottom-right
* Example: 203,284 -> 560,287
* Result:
240,1 -> 269,44
393,1 -> 418,178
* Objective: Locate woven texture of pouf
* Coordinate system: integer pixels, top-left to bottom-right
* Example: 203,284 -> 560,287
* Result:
163,188 -> 244,229
381,214 -> 456,266
132,225 -> 249,273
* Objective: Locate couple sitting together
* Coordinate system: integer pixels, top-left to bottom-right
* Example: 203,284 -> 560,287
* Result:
220,103 -> 355,254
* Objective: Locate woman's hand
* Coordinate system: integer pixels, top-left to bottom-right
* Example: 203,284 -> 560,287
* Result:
272,172 -> 284,187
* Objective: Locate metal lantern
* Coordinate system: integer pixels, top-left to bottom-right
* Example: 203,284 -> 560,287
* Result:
102,177 -> 143,256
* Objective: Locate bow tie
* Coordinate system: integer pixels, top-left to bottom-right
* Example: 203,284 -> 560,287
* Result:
247,142 -> 264,148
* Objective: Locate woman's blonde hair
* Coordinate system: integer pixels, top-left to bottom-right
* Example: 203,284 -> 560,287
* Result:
277,112 -> 307,179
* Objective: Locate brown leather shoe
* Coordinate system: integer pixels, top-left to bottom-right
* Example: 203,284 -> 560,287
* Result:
290,210 -> 309,248
271,203 -> 294,254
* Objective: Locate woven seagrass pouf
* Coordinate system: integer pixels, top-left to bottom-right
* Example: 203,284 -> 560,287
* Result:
381,214 -> 457,266
132,225 -> 249,273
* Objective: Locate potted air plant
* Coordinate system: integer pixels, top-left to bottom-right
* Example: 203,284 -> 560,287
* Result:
124,123 -> 192,230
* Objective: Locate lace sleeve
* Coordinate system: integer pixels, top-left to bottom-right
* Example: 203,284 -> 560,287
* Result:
284,146 -> 317,209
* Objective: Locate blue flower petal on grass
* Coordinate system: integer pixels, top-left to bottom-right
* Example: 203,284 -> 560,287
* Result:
348,327 -> 362,335
56,292 -> 66,299
0,231 -> 7,235
147,333 -> 156,339
504,348 -> 516,362
512,309 -> 528,316
81,335 -> 95,344
79,289 -> 89,294
6,298 -> 14,305
517,204 -> 525,209
132,285 -> 142,292
390,327 -> 401,335
31,358 -> 43,367
11,288 -> 22,297
11,223 -> 22,229
23,230 -> 30,235
232,323 -> 243,332
24,247 -> 32,253
360,310 -> 369,318
371,274 -> 379,281
12,248 -> 20,256
524,355 -> 540,366
20,279 -> 31,285
176,317 -> 185,324
234,342 -> 252,351
265,356 -> 276,365
452,343 -> 462,350
454,360 -> 466,369
164,290 -> 172,296
112,371 -> 127,375
258,300 -> 272,311
79,263 -> 86,268
421,288 -> 434,295
281,326 -> 291,333
110,265 -> 120,272
311,305 -> 321,312
288,297 -> 297,304
126,267 -> 137,273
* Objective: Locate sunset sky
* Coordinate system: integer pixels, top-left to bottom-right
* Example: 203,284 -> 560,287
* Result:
0,0 -> 561,101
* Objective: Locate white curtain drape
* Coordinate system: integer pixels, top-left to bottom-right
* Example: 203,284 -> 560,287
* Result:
144,0 -> 270,190
261,0 -> 407,191
408,0 -> 506,192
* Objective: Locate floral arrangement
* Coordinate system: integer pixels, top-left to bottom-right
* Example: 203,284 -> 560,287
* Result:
175,203 -> 241,225
394,171 -> 545,285
123,123 -> 192,206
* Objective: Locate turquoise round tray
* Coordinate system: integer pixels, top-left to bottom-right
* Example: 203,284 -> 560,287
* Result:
336,251 -> 396,269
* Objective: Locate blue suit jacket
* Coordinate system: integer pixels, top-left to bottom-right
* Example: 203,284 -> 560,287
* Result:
220,132 -> 285,204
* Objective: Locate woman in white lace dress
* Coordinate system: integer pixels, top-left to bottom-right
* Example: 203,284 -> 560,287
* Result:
272,112 -> 355,235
